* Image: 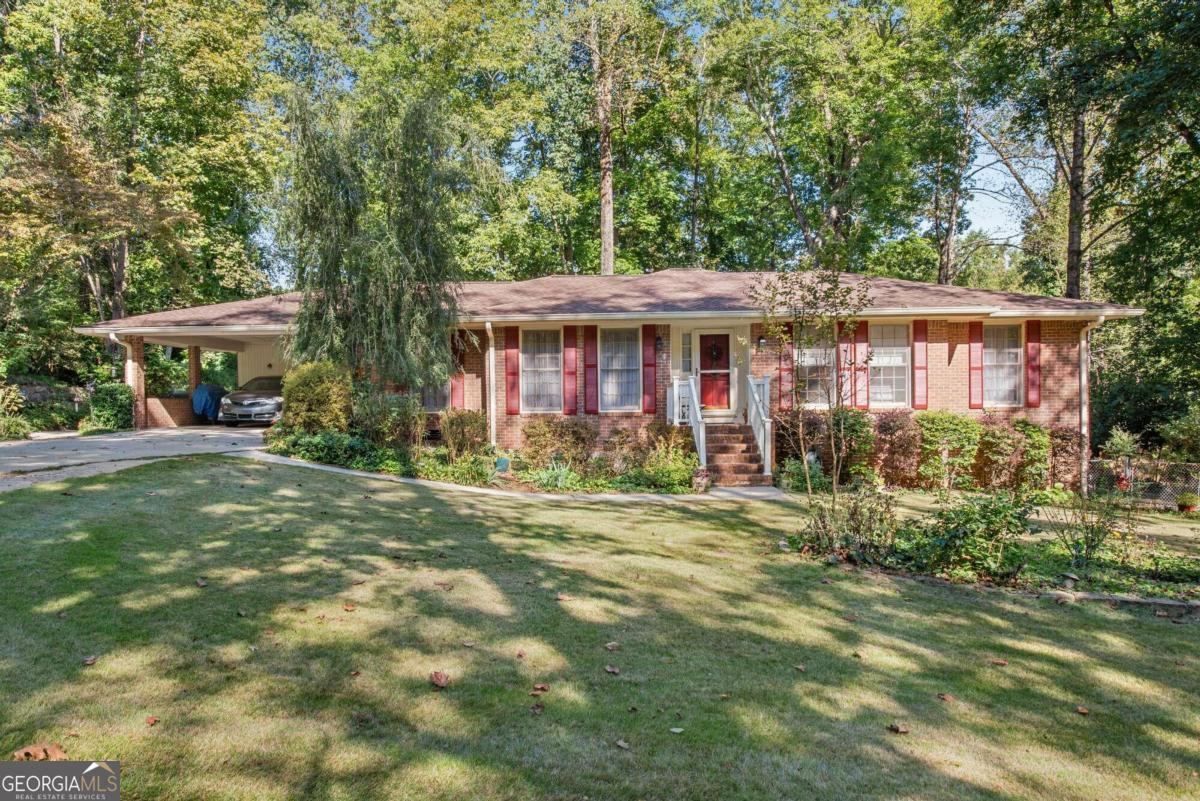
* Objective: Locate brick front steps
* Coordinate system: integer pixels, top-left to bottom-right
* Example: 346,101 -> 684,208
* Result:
705,423 -> 772,487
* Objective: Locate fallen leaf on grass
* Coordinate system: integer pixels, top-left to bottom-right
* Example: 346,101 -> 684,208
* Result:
462,640 -> 477,648
842,614 -> 858,623
1075,706 -> 1090,716
12,743 -> 68,761
195,578 -> 208,588
937,693 -> 956,703
793,664 -> 806,673
429,671 -> 450,690
433,581 -> 454,591
516,650 -> 526,659
350,670 -> 361,677
604,665 -> 621,675
530,683 -> 550,696
887,722 -> 909,734
82,655 -> 98,666
604,642 -> 620,652
145,716 -> 159,727
343,603 -> 356,612
990,658 -> 1009,667
615,739 -> 630,750
351,579 -> 366,586
530,702 -> 544,715
669,727 -> 684,734
555,593 -> 572,602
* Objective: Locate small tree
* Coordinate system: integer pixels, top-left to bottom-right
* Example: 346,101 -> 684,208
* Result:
754,259 -> 871,505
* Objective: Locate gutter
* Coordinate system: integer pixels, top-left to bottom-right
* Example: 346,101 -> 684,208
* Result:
1078,314 -> 1106,497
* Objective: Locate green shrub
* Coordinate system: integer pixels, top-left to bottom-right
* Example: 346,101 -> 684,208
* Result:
0,382 -> 25,416
830,407 -> 874,481
0,415 -> 32,440
1045,493 -> 1138,574
914,411 -> 982,489
776,456 -> 832,494
415,449 -> 496,486
282,362 -> 353,434
520,417 -> 598,469
1013,419 -> 1050,493
897,494 -> 1031,582
1100,426 -> 1139,459
20,401 -> 87,432
87,383 -> 134,431
973,416 -> 1021,489
872,410 -> 921,487
1157,406 -> 1200,461
524,461 -> 594,492
352,387 -> 425,448
620,445 -> 700,493
266,426 -> 414,476
796,487 -> 898,563
441,408 -> 488,459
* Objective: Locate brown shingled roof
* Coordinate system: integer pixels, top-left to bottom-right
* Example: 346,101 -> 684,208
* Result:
77,268 -> 1140,334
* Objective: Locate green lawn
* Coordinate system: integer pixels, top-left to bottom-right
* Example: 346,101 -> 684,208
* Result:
1,456 -> 1198,800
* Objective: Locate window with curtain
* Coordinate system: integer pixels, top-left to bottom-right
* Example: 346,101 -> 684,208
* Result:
794,325 -> 836,406
600,328 -> 641,411
521,329 -> 562,412
868,324 -> 910,406
984,325 -> 1023,405
421,382 -> 449,412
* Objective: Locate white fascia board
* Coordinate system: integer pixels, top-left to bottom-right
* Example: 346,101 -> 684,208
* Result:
74,324 -> 290,337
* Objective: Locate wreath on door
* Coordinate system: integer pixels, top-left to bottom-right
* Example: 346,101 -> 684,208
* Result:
707,341 -> 724,363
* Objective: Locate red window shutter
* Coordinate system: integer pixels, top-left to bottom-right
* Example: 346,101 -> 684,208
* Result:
562,325 -> 578,415
1025,320 -> 1041,408
854,322 -> 870,409
641,324 -> 656,414
778,324 -> 794,410
836,322 -> 854,407
912,320 -> 928,410
583,325 -> 599,414
968,321 -> 984,409
505,327 -> 520,415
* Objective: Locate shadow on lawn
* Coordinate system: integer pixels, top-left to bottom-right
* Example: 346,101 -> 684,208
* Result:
0,456 -> 1197,800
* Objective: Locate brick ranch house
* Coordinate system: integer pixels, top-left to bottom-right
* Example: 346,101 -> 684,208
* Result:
76,268 -> 1141,486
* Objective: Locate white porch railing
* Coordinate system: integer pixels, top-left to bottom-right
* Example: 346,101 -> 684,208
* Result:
746,374 -> 773,476
669,376 -> 706,466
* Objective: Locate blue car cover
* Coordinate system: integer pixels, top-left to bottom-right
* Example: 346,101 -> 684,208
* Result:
192,383 -> 227,422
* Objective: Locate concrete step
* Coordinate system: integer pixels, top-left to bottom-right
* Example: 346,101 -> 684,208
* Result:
710,472 -> 774,487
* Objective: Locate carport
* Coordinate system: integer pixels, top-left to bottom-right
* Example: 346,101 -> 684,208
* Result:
74,295 -> 298,429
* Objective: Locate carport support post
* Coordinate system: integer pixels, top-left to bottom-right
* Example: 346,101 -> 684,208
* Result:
124,335 -> 147,429
187,346 -> 202,393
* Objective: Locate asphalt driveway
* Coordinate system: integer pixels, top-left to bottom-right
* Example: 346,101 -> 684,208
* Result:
0,427 -> 265,476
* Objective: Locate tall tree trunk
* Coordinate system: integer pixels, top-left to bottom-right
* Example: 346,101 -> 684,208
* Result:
938,198 -> 957,285
109,236 -> 128,321
591,17 -> 615,276
1065,110 -> 1087,299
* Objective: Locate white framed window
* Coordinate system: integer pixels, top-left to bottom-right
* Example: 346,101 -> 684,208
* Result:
680,331 -> 692,374
794,325 -> 837,406
421,382 -> 450,412
984,324 -> 1023,406
521,328 -> 562,412
868,324 -> 910,407
600,327 -> 642,411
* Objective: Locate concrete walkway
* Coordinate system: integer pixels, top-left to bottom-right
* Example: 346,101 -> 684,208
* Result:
0,427 -> 265,491
239,450 -> 789,503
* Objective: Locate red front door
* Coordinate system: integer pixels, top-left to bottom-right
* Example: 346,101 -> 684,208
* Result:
699,333 -> 731,409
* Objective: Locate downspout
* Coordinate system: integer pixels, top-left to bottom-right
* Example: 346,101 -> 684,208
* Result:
485,322 -> 497,447
1079,315 -> 1105,496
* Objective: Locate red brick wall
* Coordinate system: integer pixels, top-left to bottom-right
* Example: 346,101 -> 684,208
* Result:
750,319 -> 1085,430
146,397 -> 199,427
493,324 -> 670,452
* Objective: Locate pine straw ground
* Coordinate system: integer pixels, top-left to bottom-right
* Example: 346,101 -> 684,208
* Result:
1,455 -> 1197,801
